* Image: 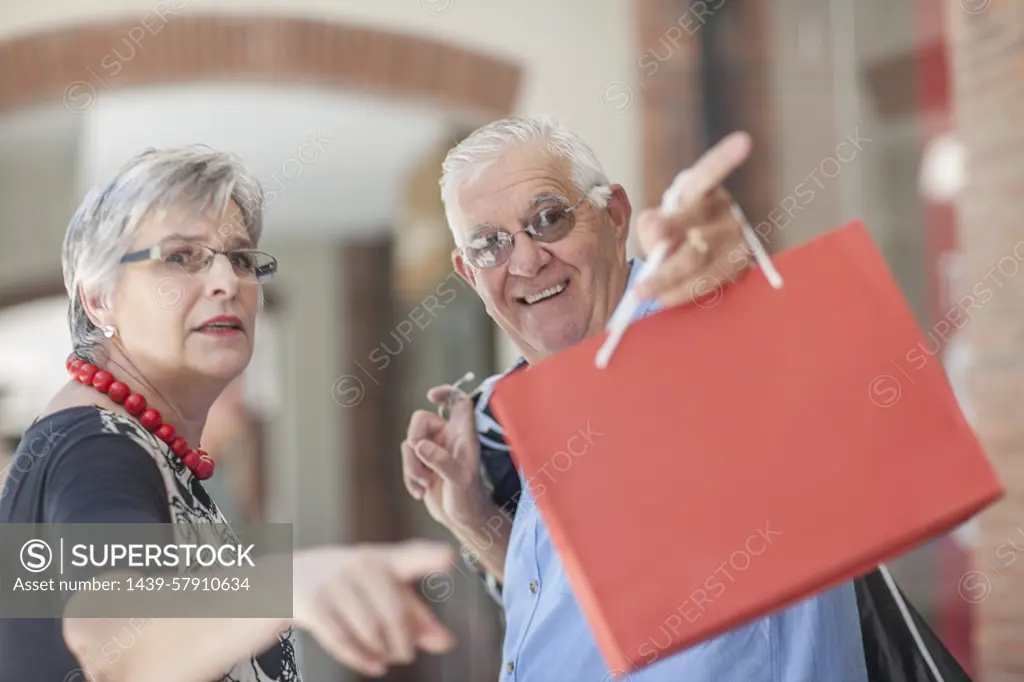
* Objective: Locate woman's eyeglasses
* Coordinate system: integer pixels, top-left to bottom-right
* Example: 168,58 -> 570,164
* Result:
121,239 -> 278,282
458,185 -> 609,269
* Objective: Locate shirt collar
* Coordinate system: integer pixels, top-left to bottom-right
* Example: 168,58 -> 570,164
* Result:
620,256 -> 662,319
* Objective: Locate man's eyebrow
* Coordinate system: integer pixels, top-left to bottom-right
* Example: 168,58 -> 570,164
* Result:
467,223 -> 497,239
528,193 -> 567,209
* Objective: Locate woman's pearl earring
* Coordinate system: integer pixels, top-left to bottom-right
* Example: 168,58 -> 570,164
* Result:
103,324 -> 117,339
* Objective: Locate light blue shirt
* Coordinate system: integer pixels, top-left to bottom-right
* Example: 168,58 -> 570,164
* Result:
497,258 -> 869,682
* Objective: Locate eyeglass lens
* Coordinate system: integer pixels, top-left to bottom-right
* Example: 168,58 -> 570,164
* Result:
465,204 -> 577,267
161,241 -> 274,280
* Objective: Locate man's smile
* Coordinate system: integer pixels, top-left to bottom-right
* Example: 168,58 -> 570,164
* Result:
517,279 -> 570,305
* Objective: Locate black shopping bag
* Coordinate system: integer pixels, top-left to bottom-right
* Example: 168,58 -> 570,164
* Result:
857,566 -> 972,682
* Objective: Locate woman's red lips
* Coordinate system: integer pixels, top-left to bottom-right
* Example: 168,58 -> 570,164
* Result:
196,315 -> 244,332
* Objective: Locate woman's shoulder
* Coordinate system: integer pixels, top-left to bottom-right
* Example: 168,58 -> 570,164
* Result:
1,405 -> 175,524
21,406 -> 223,523
17,405 -> 108,462
9,404 -> 179,493
20,405 -> 152,460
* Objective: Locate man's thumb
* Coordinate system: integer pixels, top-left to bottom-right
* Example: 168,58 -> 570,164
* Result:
383,540 -> 454,581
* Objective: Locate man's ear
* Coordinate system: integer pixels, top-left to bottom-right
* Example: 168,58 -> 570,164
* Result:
452,248 -> 477,289
606,184 -> 633,250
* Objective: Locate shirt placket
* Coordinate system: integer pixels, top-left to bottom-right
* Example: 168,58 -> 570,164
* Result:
503,478 -> 544,680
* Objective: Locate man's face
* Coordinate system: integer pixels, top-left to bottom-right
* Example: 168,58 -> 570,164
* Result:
451,143 -> 632,361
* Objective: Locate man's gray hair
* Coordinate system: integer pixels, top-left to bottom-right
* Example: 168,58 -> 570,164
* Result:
61,145 -> 265,363
439,116 -> 612,241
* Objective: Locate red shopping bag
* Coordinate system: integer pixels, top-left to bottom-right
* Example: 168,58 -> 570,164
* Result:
489,220 -> 1002,675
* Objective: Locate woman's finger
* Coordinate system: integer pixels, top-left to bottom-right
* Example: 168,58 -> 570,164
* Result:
361,569 -> 416,664
404,585 -> 456,653
307,602 -> 387,677
328,576 -> 389,661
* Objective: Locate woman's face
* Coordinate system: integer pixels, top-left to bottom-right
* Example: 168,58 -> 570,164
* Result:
105,199 -> 260,384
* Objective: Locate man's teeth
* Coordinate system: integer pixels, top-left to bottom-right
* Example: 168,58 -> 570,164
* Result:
524,282 -> 566,305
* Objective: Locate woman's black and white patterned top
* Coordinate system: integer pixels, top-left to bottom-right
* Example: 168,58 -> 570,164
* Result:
0,405 -> 301,682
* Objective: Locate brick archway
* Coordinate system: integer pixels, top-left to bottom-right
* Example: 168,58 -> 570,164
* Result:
0,14 -> 521,118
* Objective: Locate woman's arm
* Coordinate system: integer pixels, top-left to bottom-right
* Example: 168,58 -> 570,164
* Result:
64,543 -> 456,682
51,436 -> 454,680
63,613 -> 289,682
62,564 -> 292,682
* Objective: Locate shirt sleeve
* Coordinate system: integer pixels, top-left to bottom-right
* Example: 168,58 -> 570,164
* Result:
44,433 -> 172,526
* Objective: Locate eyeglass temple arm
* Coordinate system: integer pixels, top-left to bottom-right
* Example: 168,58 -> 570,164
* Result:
255,261 -> 277,277
119,245 -> 162,263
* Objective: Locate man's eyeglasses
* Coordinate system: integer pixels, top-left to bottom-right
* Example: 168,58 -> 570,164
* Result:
120,239 -> 278,282
458,185 -> 610,269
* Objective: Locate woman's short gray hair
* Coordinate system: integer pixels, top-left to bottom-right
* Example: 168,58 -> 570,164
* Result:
439,115 -> 612,240
62,145 -> 265,363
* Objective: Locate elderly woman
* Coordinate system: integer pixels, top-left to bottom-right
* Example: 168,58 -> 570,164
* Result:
0,146 -> 455,682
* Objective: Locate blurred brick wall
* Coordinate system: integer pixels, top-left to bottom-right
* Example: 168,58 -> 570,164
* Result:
0,16 -> 519,118
636,0 -> 777,253
698,0 -> 777,252
948,0 -> 1024,679
636,0 -> 703,210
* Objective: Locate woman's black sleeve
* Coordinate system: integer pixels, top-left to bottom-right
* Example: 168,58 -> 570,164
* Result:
44,433 -> 171,525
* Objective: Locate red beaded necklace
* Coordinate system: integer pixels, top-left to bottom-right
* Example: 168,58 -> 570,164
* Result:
65,354 -> 215,480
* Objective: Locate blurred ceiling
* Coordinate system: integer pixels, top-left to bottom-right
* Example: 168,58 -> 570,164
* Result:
76,81 -> 462,239
0,81 -> 460,247
0,80 -> 463,290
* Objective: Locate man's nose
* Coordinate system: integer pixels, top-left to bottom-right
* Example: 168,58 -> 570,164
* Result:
507,233 -> 550,277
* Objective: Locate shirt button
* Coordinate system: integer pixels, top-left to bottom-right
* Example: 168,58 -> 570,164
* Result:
529,580 -> 539,594
507,661 -> 515,673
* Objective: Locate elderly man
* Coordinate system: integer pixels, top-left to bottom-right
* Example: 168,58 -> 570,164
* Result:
401,116 -> 868,681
